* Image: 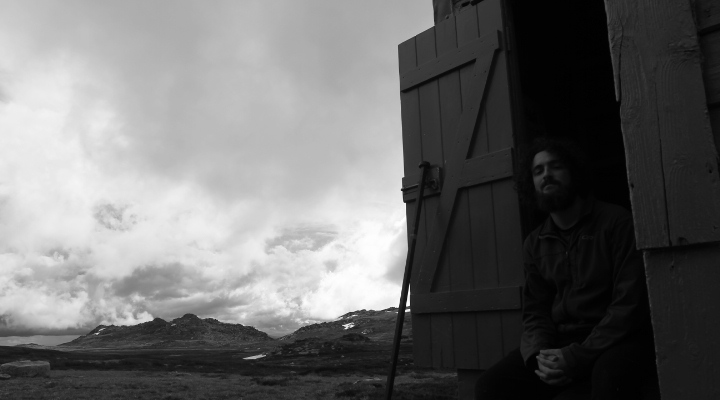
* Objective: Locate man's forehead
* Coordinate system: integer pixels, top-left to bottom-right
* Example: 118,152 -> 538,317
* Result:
532,150 -> 560,167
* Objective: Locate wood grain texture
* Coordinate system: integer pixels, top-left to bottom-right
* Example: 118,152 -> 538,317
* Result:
474,0 -> 526,358
416,25 -> 458,369
411,287 -> 522,313
400,35 -> 500,91
401,147 -> 514,203
644,245 -> 720,400
413,47 -> 499,294
399,0 -> 524,371
398,34 -> 434,368
435,15 -> 472,369
438,18 -> 480,368
604,0 -> 720,248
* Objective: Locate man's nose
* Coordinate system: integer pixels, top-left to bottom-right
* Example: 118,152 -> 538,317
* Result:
540,168 -> 551,180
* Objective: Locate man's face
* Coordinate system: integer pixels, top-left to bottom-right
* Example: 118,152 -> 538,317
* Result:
532,150 -> 576,212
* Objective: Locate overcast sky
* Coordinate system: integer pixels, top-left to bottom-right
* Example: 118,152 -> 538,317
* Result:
0,0 -> 432,345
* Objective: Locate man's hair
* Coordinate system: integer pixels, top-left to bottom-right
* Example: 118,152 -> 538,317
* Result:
516,137 -> 592,207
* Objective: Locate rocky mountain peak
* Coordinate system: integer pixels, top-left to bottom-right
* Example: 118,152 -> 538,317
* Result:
60,314 -> 272,349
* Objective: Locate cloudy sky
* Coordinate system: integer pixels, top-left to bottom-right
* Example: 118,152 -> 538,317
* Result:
0,0 -> 432,345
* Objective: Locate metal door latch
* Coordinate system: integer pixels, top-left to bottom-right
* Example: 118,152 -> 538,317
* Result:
401,166 -> 442,192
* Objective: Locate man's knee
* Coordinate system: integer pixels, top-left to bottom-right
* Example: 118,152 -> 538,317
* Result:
474,349 -> 545,400
590,346 -> 653,399
475,368 -> 500,399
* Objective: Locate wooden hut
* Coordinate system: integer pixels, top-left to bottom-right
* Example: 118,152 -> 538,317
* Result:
398,0 -> 720,398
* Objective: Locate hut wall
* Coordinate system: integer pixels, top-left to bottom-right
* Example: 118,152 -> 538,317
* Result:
605,0 -> 720,398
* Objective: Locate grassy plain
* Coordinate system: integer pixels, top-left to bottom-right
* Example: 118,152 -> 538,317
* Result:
0,341 -> 457,399
0,369 -> 456,399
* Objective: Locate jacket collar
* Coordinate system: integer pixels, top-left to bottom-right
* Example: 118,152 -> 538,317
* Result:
538,196 -> 596,238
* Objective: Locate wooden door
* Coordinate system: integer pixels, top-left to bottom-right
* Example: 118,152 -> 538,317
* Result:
399,0 -> 524,369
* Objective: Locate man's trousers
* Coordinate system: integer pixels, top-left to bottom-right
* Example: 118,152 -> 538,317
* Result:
475,332 -> 656,400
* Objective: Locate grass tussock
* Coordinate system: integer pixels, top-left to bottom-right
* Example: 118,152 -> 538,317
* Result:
0,370 -> 457,400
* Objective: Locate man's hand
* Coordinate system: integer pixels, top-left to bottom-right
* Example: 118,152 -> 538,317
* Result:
535,349 -> 572,386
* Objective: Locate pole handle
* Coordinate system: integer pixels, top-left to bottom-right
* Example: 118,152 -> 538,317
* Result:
385,161 -> 431,400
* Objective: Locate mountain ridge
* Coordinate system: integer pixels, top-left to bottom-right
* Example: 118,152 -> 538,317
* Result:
59,313 -> 272,348
51,307 -> 411,349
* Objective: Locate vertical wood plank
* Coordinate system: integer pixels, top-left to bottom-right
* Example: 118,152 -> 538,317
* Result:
656,15 -> 720,246
399,37 -> 421,180
415,25 -> 456,369
432,18 -> 457,295
456,4 -> 489,160
478,0 -> 525,359
644,245 -> 720,400
477,0 -> 514,152
399,36 -> 434,368
436,15 -> 481,370
492,180 -> 524,287
468,186 -> 499,290
458,5 -> 499,292
604,1 -> 669,248
457,4 -> 510,369
605,0 -> 720,248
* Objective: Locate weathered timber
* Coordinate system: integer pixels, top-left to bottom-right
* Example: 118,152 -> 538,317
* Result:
433,15 -> 478,369
399,0 -> 524,374
401,147 -> 513,202
411,40 -> 498,294
604,0 -> 720,249
414,21 -> 455,369
398,32 -> 433,368
644,245 -> 720,400
411,287 -> 522,313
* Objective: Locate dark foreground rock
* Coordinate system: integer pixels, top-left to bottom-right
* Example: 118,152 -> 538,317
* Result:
0,360 -> 51,377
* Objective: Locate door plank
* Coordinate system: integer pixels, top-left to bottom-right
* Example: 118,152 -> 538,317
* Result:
414,45 -> 500,294
477,0 -> 514,153
412,286 -> 522,313
435,15 -> 481,370
644,245 -> 720,399
605,0 -> 720,248
416,25 -> 456,368
399,34 -> 434,368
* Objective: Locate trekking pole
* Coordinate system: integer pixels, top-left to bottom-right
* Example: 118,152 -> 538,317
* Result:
385,161 -> 430,400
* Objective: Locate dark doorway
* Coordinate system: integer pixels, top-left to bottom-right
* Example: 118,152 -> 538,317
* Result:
509,1 -> 630,232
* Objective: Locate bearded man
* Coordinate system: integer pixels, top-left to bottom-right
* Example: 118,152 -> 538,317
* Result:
475,138 -> 656,399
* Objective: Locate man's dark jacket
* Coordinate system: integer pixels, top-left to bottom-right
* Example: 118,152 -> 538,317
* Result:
520,198 -> 651,378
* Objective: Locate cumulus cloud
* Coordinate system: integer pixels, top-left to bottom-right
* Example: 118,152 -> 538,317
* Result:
0,0 -> 429,339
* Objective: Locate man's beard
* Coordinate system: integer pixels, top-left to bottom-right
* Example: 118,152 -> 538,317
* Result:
535,181 -> 577,212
